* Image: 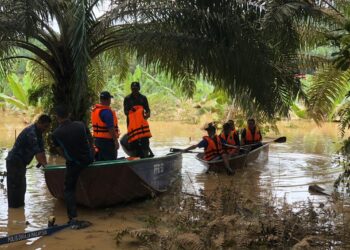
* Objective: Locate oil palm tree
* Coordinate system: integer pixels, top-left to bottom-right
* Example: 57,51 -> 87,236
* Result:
0,0 -> 323,121
0,0 -> 133,120
305,1 -> 350,133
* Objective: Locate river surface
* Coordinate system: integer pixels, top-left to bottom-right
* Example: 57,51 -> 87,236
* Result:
0,112 -> 348,249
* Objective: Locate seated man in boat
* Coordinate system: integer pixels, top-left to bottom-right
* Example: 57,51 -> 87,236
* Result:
123,82 -> 153,158
52,105 -> 94,229
227,119 -> 240,144
184,123 -> 234,174
220,123 -> 240,155
91,91 -> 120,161
241,118 -> 262,149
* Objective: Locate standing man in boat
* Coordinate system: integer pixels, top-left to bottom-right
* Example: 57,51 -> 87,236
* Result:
123,81 -> 153,158
241,118 -> 262,149
91,91 -> 120,161
184,123 -> 234,174
220,123 -> 240,155
6,114 -> 51,208
52,105 -> 93,229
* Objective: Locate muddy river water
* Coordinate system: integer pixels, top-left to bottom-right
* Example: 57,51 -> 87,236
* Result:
0,112 -> 348,249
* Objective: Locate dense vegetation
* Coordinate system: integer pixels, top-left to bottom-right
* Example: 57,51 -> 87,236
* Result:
0,0 -> 316,121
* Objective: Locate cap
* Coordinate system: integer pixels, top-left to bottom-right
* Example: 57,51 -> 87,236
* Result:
131,81 -> 140,89
100,91 -> 113,99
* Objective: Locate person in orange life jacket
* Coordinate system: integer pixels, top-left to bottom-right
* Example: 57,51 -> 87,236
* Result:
91,91 -> 119,161
241,118 -> 262,149
227,119 -> 240,143
184,123 -> 234,175
220,123 -> 239,155
123,82 -> 152,158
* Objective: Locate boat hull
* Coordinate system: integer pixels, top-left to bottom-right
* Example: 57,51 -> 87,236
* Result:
44,153 -> 182,208
196,143 -> 269,172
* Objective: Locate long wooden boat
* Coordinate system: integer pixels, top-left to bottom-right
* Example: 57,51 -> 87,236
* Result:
44,152 -> 182,208
195,142 -> 269,172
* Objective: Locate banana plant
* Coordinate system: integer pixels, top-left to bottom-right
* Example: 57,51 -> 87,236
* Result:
0,73 -> 31,110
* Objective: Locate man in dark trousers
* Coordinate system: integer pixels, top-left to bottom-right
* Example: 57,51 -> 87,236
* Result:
6,114 -> 51,208
52,106 -> 93,229
91,91 -> 120,161
123,82 -> 153,158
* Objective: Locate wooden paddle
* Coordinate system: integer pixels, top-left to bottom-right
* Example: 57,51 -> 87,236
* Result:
222,144 -> 249,152
170,148 -> 202,153
241,136 -> 287,149
270,136 -> 287,143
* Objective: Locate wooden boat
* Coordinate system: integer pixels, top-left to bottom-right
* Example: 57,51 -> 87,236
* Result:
44,152 -> 182,208
195,142 -> 269,172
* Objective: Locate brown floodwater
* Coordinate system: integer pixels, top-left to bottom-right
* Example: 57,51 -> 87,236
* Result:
0,112 -> 349,249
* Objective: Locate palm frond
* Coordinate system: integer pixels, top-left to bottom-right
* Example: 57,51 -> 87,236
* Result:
337,98 -> 350,136
307,66 -> 350,123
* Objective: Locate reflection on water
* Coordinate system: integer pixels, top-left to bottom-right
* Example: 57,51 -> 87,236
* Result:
0,117 -> 348,249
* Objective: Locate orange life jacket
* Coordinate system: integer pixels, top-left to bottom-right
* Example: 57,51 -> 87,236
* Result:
127,105 -> 152,143
203,135 -> 224,161
220,132 -> 238,154
91,104 -> 119,139
245,127 -> 261,145
232,129 -> 239,137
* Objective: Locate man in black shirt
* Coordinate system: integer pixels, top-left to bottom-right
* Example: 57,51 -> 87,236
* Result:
52,106 -> 93,229
123,82 -> 150,123
6,114 -> 51,208
123,82 -> 153,158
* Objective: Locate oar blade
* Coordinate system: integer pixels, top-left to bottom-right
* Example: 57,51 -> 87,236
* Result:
170,148 -> 183,153
274,136 -> 286,143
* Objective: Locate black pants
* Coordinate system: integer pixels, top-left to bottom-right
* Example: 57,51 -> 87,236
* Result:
64,163 -> 86,220
6,159 -> 26,208
94,138 -> 117,161
130,138 -> 152,158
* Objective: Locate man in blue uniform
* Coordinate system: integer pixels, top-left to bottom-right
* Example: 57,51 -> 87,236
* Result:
52,105 -> 93,229
91,91 -> 119,161
6,114 -> 51,208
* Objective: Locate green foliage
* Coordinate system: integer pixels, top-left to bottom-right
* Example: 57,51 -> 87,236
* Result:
291,103 -> 308,119
334,137 -> 350,190
104,64 -> 230,123
0,73 -> 31,110
307,66 -> 350,123
116,0 -> 317,119
0,0 -> 136,120
305,1 -> 350,128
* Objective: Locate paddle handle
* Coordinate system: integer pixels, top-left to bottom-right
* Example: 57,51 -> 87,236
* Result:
223,144 -> 249,152
170,148 -> 200,153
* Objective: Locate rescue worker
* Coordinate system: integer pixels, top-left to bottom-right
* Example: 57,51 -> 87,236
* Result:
220,123 -> 239,155
184,123 -> 234,174
6,114 -> 51,208
241,118 -> 262,149
227,119 -> 240,144
52,105 -> 93,229
91,91 -> 119,160
123,82 -> 152,158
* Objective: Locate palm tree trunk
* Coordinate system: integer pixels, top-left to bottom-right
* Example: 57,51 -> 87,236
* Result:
53,75 -> 91,122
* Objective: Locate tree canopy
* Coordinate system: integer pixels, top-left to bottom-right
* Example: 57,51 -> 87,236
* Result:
0,0 -> 325,121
